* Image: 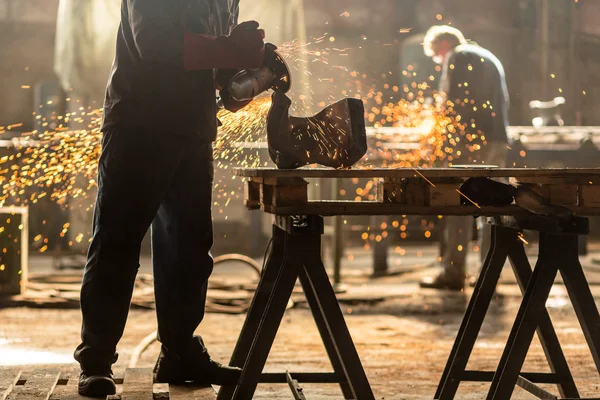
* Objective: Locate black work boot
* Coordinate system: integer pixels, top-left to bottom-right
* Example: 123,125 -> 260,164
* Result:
77,352 -> 118,397
420,269 -> 465,291
78,367 -> 116,397
154,336 -> 241,386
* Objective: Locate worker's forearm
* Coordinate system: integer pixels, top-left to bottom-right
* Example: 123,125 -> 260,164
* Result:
129,27 -> 241,70
184,33 -> 238,71
128,0 -> 263,70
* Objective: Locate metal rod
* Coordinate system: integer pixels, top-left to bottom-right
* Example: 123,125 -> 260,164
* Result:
571,0 -> 582,126
516,376 -> 557,399
332,178 -> 343,285
286,371 -> 307,400
539,0 -> 550,100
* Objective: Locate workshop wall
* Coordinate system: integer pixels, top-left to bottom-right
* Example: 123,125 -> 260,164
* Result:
1,0 -> 598,129
579,1 -> 600,126
0,0 -> 599,255
0,0 -> 59,132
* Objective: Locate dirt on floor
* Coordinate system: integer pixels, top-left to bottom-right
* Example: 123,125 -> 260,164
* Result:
2,247 -> 600,398
2,289 -> 600,399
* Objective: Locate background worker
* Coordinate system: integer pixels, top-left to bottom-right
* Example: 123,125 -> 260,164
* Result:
419,25 -> 510,291
73,0 -> 265,396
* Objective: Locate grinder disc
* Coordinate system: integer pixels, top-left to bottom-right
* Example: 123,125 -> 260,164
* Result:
265,43 -> 292,94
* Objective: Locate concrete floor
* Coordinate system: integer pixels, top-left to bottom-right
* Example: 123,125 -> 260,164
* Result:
2,242 -> 600,398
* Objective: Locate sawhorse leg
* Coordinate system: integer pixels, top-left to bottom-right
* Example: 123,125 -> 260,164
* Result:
489,232 -> 600,399
437,225 -> 579,399
301,235 -> 373,399
218,216 -> 374,400
299,259 -> 354,398
561,243 -> 600,375
436,225 -> 510,399
507,236 -> 579,398
218,224 -> 301,400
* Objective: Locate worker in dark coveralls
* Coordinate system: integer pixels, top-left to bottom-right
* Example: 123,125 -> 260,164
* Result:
73,0 -> 265,396
419,25 -> 510,291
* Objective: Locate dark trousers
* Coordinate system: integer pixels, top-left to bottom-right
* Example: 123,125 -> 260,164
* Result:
74,125 -> 215,370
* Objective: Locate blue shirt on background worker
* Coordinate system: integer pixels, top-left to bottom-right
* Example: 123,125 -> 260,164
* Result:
419,25 -> 510,291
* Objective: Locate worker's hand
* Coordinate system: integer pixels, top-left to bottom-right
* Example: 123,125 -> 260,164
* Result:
227,21 -> 266,69
215,68 -> 240,91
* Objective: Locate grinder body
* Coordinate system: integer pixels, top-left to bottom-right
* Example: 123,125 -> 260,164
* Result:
229,67 -> 279,101
220,43 -> 291,109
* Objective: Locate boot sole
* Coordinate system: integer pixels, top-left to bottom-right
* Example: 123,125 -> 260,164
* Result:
78,379 -> 116,397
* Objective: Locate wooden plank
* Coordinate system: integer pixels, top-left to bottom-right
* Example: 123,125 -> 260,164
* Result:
516,176 -> 590,185
258,202 -> 600,216
429,183 -> 461,206
273,185 -> 308,206
0,211 -> 26,295
260,177 -> 309,185
121,368 -> 153,400
243,181 -> 260,209
548,184 -> 579,206
377,181 -> 402,203
6,369 -> 59,400
169,384 -> 216,400
0,370 -> 20,400
48,375 -> 89,400
581,185 -> 600,206
262,202 -> 521,216
236,167 -> 600,180
402,179 -> 429,205
260,183 -> 308,207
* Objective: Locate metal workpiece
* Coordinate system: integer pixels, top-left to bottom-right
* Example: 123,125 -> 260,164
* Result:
266,90 -> 367,169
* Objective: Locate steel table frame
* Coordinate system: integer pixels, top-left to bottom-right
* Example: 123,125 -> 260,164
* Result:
436,215 -> 600,399
217,215 -> 375,400
222,167 -> 600,399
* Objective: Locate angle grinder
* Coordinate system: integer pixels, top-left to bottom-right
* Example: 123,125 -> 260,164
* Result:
218,43 -> 291,111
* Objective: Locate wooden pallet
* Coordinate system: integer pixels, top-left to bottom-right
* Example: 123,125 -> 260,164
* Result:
236,167 -> 600,216
0,206 -> 29,296
0,368 -> 216,400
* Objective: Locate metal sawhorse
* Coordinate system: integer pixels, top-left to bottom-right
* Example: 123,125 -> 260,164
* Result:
436,215 -> 600,399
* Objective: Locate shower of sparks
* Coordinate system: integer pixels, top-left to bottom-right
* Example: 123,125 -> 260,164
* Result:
518,232 -> 529,245
0,31 -> 485,252
214,96 -> 272,168
0,110 -> 103,208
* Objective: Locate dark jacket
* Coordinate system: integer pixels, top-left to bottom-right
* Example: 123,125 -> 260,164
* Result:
102,0 -> 239,140
442,44 -> 509,144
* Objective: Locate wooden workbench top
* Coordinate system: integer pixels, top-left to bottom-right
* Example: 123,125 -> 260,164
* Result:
233,166 -> 600,186
233,167 -> 600,181
236,167 -> 600,216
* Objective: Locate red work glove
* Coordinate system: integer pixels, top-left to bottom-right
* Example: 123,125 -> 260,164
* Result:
215,68 -> 240,91
228,21 -> 266,69
184,21 -> 265,71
